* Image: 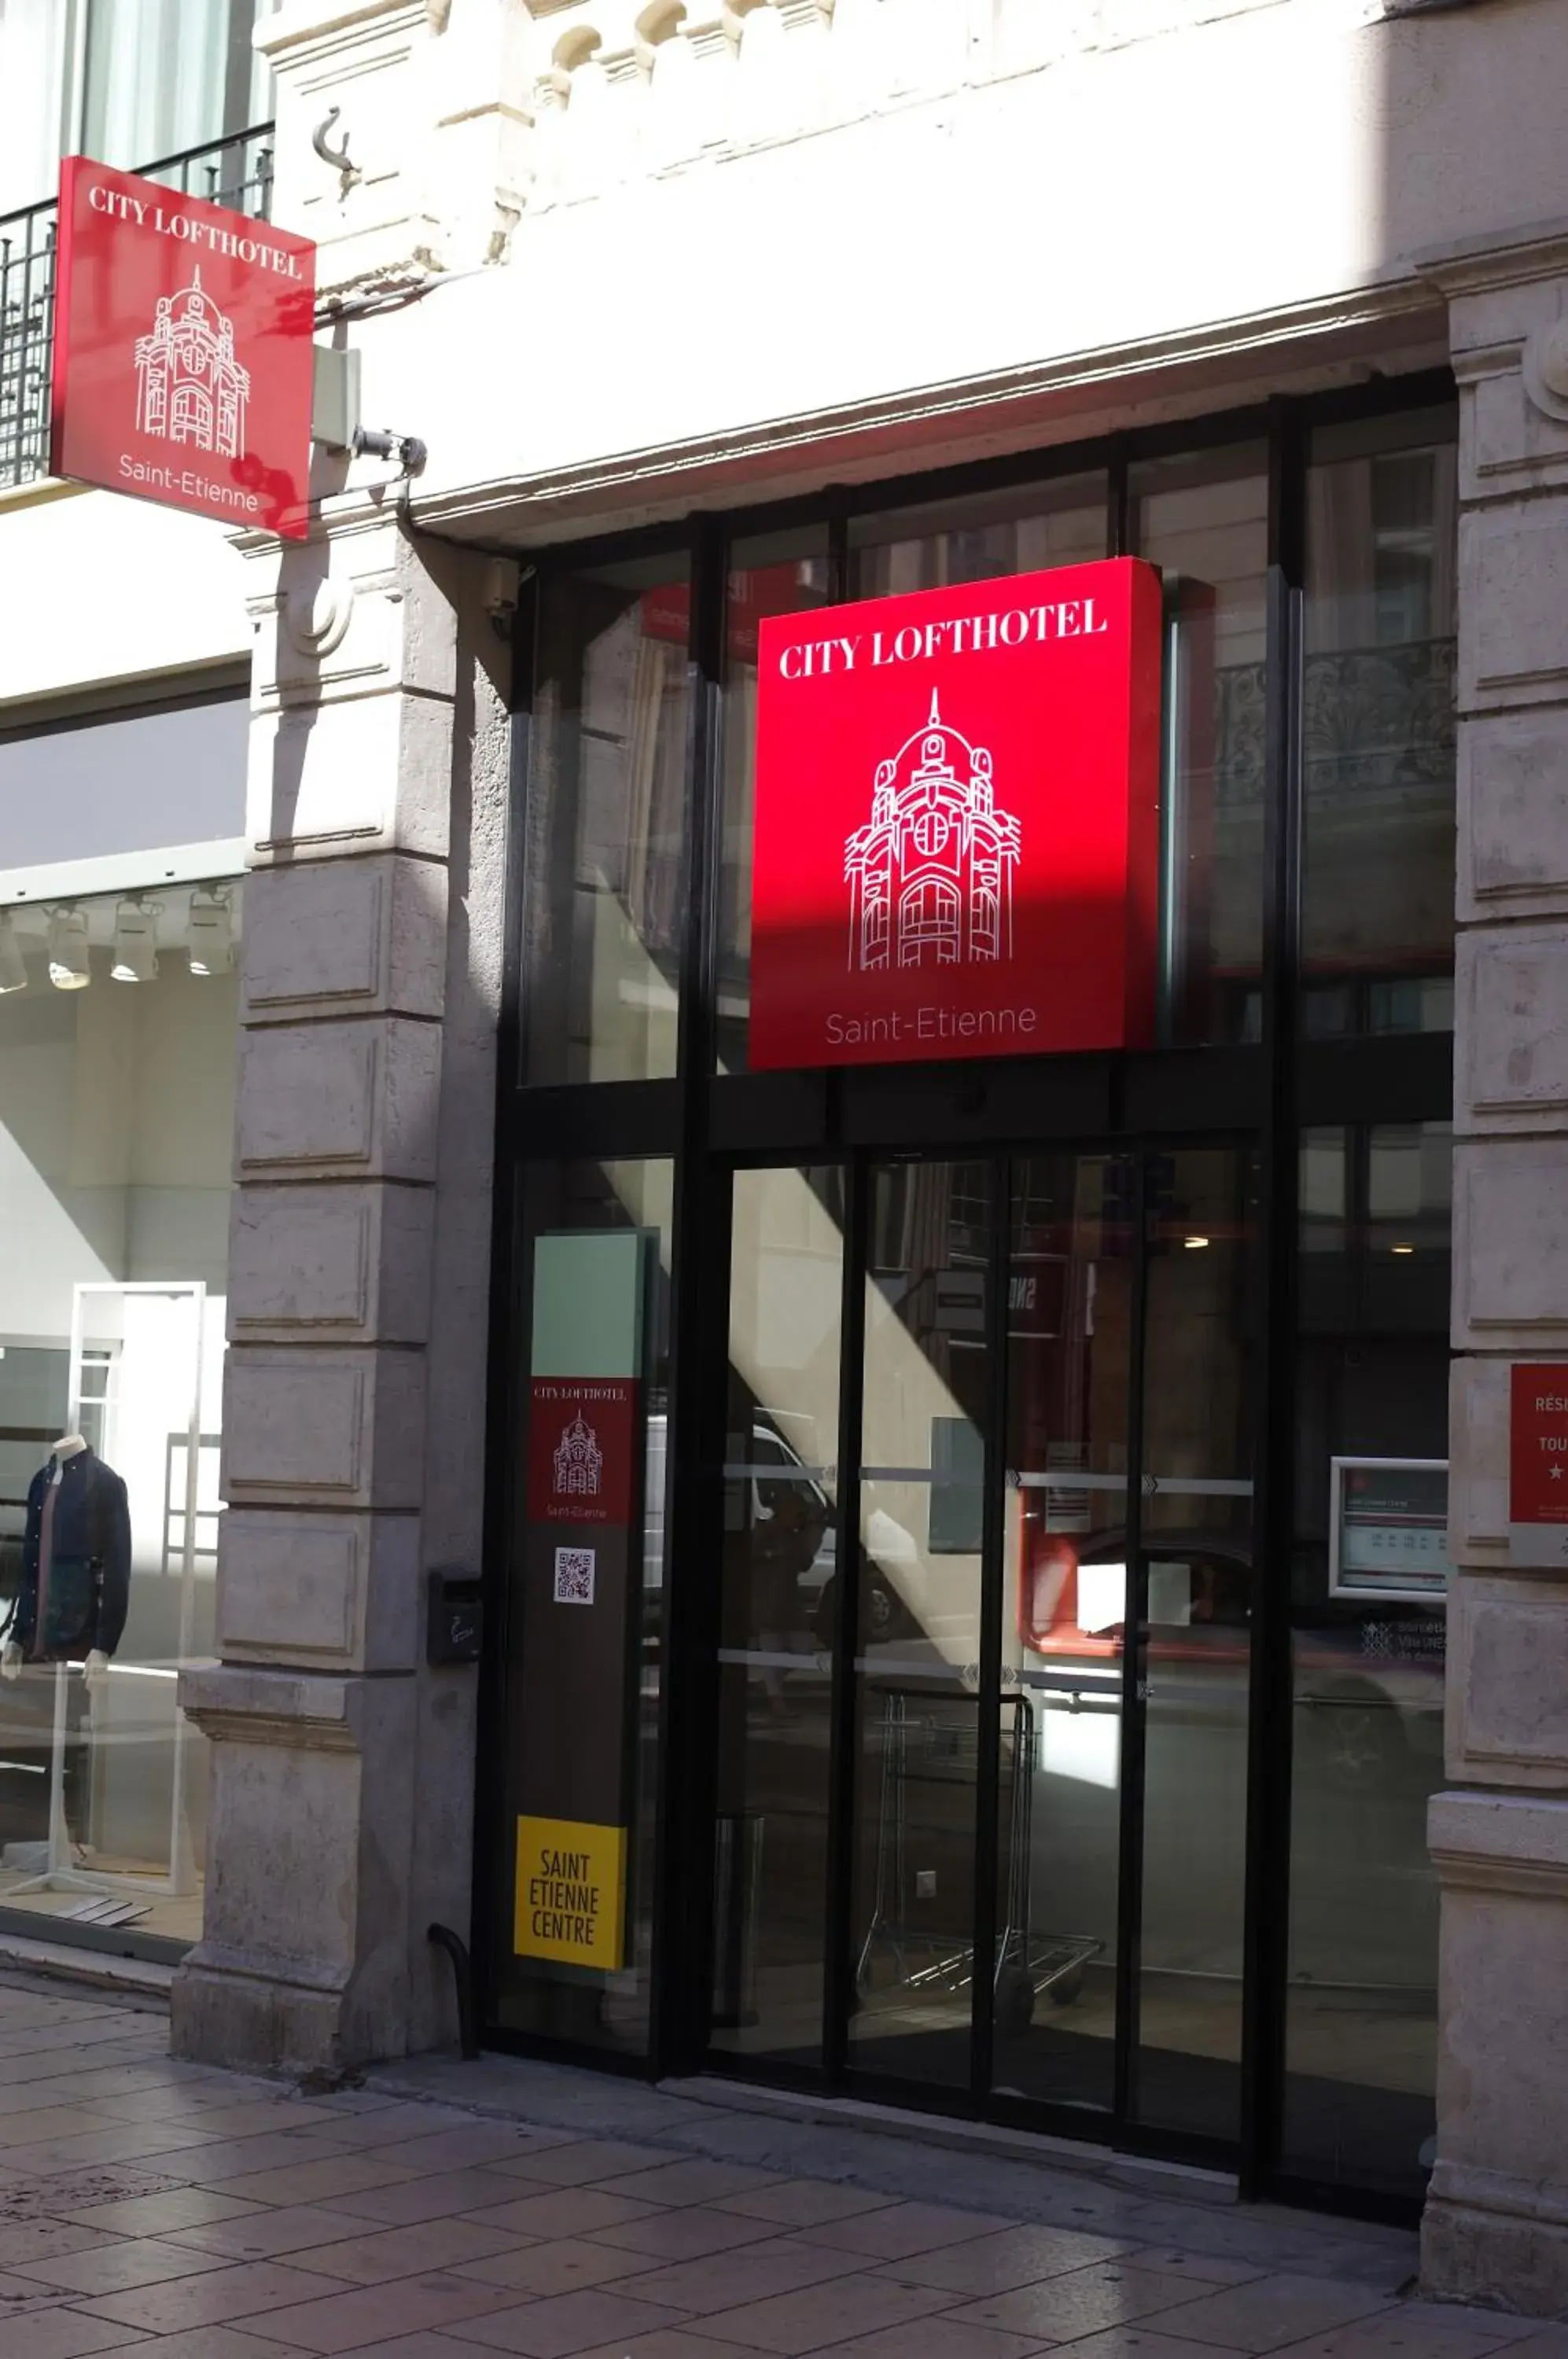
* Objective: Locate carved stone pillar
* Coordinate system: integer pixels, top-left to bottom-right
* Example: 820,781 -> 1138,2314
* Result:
1423,230 -> 1568,2312
170,507 -> 509,2070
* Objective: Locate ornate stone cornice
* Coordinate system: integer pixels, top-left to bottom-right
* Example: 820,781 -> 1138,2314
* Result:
255,0 -> 426,66
1414,218 -> 1568,299
406,276 -> 1445,547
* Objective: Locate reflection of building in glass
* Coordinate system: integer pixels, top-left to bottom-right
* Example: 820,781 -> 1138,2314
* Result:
134,270 -> 250,458
553,1410 -> 603,1496
845,694 -> 1021,971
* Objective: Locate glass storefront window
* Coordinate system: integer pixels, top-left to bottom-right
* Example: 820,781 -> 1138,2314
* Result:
1130,445 -> 1269,1047
0,880 -> 241,1954
1303,413 -> 1458,1034
522,557 -> 690,1085
997,1151 -> 1132,2117
494,1157 -> 673,2053
528,414 -> 1454,1088
716,530 -> 834,1076
1135,1147 -> 1258,2141
709,1165 -> 844,2063
502,391 -> 1458,2206
850,1158 -> 997,2091
848,473 -> 1109,600
1286,1120 -> 1452,2201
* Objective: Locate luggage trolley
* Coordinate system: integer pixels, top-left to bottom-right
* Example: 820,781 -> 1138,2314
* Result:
856,1686 -> 1102,2032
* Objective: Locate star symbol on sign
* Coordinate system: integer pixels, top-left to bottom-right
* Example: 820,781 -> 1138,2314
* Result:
1553,1467 -> 1563,1481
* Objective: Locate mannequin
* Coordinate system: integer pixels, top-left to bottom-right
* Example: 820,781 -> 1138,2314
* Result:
2,1433 -> 129,1692
50,1434 -> 108,1691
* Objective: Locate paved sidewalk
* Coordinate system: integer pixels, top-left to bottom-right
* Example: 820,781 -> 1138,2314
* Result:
0,1978 -> 1553,2359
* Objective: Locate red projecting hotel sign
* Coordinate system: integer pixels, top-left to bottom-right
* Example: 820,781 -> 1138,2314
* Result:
50,157 -> 315,540
749,558 -> 1163,1071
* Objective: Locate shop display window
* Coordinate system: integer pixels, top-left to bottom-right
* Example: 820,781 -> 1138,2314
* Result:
0,879 -> 241,1953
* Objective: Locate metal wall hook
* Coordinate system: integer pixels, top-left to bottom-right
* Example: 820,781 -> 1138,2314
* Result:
311,106 -> 360,185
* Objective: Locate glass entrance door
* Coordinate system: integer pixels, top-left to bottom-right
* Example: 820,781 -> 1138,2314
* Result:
848,1161 -> 995,2092
702,1143 -> 1259,2155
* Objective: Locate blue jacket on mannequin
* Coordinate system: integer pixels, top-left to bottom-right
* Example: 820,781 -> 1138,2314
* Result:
15,1448 -> 131,1661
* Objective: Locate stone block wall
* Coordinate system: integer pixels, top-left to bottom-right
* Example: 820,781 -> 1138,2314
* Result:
1424,231 -> 1568,2312
171,507 -> 511,2071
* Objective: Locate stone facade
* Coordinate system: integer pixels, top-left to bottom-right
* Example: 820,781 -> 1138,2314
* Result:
1423,229 -> 1568,2313
171,510 -> 512,2070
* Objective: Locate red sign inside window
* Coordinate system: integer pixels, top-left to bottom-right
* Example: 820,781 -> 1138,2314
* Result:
1510,1364 -> 1568,1563
50,157 -> 315,541
640,565 -> 812,664
748,559 -> 1163,1071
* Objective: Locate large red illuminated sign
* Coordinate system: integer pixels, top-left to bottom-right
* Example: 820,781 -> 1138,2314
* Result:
749,559 -> 1163,1070
50,157 -> 315,541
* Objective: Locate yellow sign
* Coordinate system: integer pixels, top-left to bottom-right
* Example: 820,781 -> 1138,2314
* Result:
514,1816 -> 626,1971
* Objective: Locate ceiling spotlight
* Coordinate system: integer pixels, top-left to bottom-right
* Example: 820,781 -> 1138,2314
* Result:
0,913 -> 25,995
110,898 -> 159,984
47,906 -> 90,991
187,888 -> 234,977
1391,1242 -> 1415,1257
1183,1235 -> 1210,1250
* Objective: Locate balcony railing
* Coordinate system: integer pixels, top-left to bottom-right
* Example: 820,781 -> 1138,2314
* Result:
0,123 -> 274,494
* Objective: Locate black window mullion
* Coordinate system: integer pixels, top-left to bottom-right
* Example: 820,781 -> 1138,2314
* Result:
649,519 -> 727,2078
1112,1150 -> 1150,2125
823,1156 -> 868,2085
827,495 -> 850,604
1239,391 -> 1306,2190
1109,439 -> 1130,559
471,609 -> 539,2042
968,1157 -> 1010,2103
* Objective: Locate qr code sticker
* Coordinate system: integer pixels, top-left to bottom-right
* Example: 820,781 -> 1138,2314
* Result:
554,1547 -> 596,1606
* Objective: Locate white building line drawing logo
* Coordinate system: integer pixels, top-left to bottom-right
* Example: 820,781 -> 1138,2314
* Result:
134,268 -> 251,458
845,693 -> 1022,971
553,1411 -> 604,1499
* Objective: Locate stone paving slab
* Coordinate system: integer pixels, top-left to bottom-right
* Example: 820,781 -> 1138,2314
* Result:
0,1974 -> 1557,2356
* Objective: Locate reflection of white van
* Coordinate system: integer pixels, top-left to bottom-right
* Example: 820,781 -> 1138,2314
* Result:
640,1417 -> 907,1641
642,1415 -> 836,1611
